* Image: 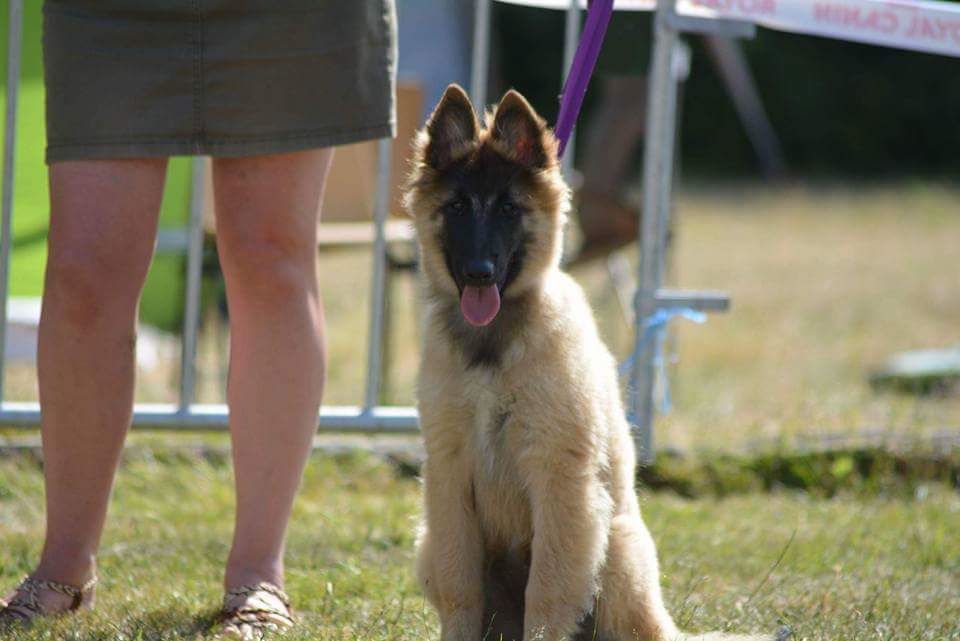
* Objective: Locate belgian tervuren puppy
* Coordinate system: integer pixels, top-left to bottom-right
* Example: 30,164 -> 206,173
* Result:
405,84 -> 773,641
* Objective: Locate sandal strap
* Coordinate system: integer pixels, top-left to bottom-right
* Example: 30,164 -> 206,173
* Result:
223,581 -> 290,609
24,575 -> 97,600
222,605 -> 295,627
2,574 -> 97,620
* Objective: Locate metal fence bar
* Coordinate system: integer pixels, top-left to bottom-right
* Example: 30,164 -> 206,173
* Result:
0,402 -> 419,433
0,0 -> 704,449
0,0 -> 22,404
470,0 -> 492,108
362,138 -> 393,412
178,157 -> 206,411
629,0 -> 681,463
656,37 -> 689,288
560,0 -> 581,179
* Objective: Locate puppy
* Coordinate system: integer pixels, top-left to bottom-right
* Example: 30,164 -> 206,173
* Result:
405,84 -> 772,641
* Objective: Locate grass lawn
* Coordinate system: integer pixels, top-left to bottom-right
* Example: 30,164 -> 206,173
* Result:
0,450 -> 957,641
659,184 -> 960,451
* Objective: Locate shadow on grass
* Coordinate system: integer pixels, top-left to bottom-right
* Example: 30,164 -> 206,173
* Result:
73,606 -> 219,641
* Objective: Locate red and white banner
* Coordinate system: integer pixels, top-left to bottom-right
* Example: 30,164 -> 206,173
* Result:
496,0 -> 960,58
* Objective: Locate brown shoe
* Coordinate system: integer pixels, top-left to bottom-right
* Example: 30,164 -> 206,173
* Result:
0,575 -> 97,628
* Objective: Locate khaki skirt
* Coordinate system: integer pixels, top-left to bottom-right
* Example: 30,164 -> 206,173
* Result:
42,0 -> 396,163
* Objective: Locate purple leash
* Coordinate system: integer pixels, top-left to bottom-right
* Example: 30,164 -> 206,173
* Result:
554,0 -> 615,158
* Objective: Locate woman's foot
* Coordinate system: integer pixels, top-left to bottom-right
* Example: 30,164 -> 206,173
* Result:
216,582 -> 295,640
0,575 -> 97,627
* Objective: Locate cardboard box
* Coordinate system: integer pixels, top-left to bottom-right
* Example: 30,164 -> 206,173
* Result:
321,83 -> 424,222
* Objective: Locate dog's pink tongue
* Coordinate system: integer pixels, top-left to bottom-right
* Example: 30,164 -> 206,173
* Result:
460,285 -> 501,327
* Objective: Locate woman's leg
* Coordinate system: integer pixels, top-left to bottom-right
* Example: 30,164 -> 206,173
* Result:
28,159 -> 167,609
211,149 -> 333,590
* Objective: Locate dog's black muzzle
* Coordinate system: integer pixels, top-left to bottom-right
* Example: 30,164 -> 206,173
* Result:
461,258 -> 497,288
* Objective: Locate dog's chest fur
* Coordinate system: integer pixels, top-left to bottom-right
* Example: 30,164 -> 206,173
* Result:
461,366 -> 535,552
422,286 -> 571,552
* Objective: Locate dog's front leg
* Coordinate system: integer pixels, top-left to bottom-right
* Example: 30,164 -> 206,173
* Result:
521,469 -> 612,641
418,452 -> 485,641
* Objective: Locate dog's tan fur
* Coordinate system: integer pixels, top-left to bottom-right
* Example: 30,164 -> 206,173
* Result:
405,85 -> 771,641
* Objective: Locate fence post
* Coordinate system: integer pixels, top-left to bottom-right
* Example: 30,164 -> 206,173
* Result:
178,157 -> 206,412
630,0 -> 681,463
560,0 -> 581,180
470,0 -> 492,109
0,0 -> 23,405
362,138 -> 393,412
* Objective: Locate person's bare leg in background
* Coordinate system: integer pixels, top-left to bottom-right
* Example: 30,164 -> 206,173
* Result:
575,75 -> 647,261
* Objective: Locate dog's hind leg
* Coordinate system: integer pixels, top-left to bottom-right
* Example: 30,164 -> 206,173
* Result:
595,513 -> 680,641
596,514 -> 775,641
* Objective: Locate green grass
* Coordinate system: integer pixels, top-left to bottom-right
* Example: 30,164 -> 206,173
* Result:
658,184 -> 960,451
0,450 -> 957,640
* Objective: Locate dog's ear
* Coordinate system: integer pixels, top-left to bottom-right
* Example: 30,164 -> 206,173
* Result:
491,90 -> 553,169
424,84 -> 479,170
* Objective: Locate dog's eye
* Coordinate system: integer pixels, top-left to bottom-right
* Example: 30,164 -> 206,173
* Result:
446,200 -> 465,214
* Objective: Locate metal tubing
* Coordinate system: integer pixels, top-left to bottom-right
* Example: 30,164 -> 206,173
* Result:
630,0 -> 681,463
665,12 -> 756,39
655,288 -> 730,312
0,0 -> 22,403
178,157 -> 206,411
362,138 -> 393,411
470,0 -> 492,109
0,402 -> 420,433
560,0 -> 581,178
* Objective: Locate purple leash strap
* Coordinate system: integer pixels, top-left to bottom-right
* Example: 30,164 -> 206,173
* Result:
554,0 -> 615,158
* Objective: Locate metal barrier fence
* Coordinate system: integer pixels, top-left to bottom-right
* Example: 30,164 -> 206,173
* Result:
0,0 -> 632,439
10,0 -> 946,453
0,0 -> 425,433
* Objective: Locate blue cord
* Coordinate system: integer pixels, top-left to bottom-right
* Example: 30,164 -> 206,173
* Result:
620,307 -> 707,414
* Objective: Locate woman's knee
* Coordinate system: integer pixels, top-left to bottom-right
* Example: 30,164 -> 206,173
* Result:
217,223 -> 318,301
44,241 -> 148,327
43,159 -> 167,327
212,151 -> 329,302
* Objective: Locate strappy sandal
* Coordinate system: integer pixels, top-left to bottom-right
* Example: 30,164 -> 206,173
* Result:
216,581 -> 295,640
0,575 -> 97,627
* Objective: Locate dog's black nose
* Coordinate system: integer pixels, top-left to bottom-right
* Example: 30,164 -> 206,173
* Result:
463,259 -> 495,285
